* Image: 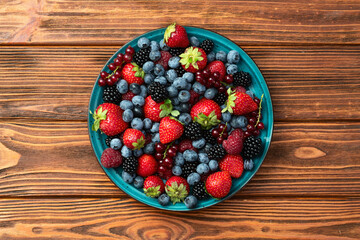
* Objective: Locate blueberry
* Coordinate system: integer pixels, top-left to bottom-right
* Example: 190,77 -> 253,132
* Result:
132,96 -> 145,107
120,100 -> 133,110
222,112 -> 232,122
121,145 -> 132,158
174,153 -> 185,166
179,113 -> 192,125
166,69 -> 177,83
246,90 -> 254,99
154,64 -> 165,76
154,76 -> 167,85
190,36 -> 200,47
144,142 -> 155,154
208,160 -> 218,171
225,63 -> 231,68
172,165 -> 182,176
130,83 -> 141,95
192,138 -> 205,149
110,138 -> 122,150
173,77 -> 187,90
198,153 -> 209,164
131,117 -> 144,130
168,56 -> 180,69
244,159 -> 254,170
171,97 -> 180,106
143,118 -> 152,129
116,79 -> 128,94
121,171 -> 135,183
183,150 -> 198,162
137,37 -> 150,49
140,85 -> 147,98
122,109 -> 134,122
230,116 -> 240,128
167,86 -> 178,97
159,39 -> 170,51
237,116 -> 248,128
204,88 -> 217,99
150,40 -> 160,51
158,193 -> 170,206
178,103 -> 190,113
184,195 -> 197,209
216,51 -> 227,62
192,82 -> 206,94
185,83 -> 192,91
227,64 -> 238,75
150,51 -> 161,61
150,122 -> 160,133
183,72 -> 194,83
227,50 -> 240,64
133,149 -> 143,157
207,51 -> 216,62
144,74 -> 155,85
142,61 -> 154,73
196,163 -> 210,175
133,176 -> 144,188
187,172 -> 201,185
133,106 -> 144,118
151,133 -> 160,142
178,90 -> 190,103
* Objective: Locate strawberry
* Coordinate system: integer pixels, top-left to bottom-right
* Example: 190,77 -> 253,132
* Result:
121,63 -> 144,85
205,171 -> 232,199
91,103 -> 128,136
122,91 -> 136,101
144,97 -> 175,122
222,129 -> 244,155
137,154 -> 158,177
178,139 -> 197,153
143,175 -> 165,198
165,176 -> 190,204
190,98 -> 221,129
155,51 -> 172,70
164,23 -> 189,48
179,47 -> 207,73
206,60 -> 226,81
222,88 -> 258,115
100,148 -> 123,168
159,116 -> 184,144
219,154 -> 244,178
122,128 -> 145,150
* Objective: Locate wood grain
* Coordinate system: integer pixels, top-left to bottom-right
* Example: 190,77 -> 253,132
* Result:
0,197 -> 359,240
0,46 -> 359,121
0,121 -> 359,197
1,0 -> 360,45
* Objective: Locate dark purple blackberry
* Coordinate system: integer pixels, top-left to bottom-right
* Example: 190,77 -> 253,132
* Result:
133,47 -> 151,67
200,39 -> 214,54
169,47 -> 186,57
203,130 -> 217,145
175,66 -> 186,77
242,136 -> 262,158
192,181 -> 209,200
184,122 -> 202,140
213,92 -> 227,106
105,134 -> 121,147
103,85 -> 122,105
233,71 -> 252,88
148,82 -> 169,103
122,157 -> 138,174
181,161 -> 198,179
206,144 -> 226,160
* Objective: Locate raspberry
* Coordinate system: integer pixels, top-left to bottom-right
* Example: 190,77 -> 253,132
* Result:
155,51 -> 172,70
100,148 -> 123,168
122,91 -> 136,101
178,139 -> 197,153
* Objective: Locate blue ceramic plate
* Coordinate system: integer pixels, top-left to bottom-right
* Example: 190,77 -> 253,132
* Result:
88,27 -> 273,211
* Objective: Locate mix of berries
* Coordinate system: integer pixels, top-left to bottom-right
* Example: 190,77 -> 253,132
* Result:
92,23 -> 265,209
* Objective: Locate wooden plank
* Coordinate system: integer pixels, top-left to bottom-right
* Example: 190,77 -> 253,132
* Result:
0,46 -> 359,121
0,197 -> 359,240
1,0 -> 360,45
0,121 -> 359,197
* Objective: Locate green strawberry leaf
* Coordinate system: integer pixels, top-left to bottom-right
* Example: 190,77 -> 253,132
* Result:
164,22 -> 176,43
91,107 -> 107,131
132,136 -> 145,150
170,110 -> 180,117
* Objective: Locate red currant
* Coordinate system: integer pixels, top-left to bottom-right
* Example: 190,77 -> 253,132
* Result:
254,97 -> 260,105
222,131 -> 228,138
110,75 -> 118,84
117,53 -> 124,61
155,143 -> 166,153
248,117 -> 257,125
158,165 -> 166,173
196,75 -> 204,83
195,71 -> 203,77
202,69 -> 211,78
247,124 -> 255,132
218,124 -> 227,131
159,160 -> 164,165
163,157 -> 173,168
106,78 -> 114,86
251,111 -> 258,117
155,152 -> 163,160
217,137 -> 224,144
170,146 -> 177,153
208,77 -> 215,86
167,148 -> 176,158
98,78 -> 106,86
114,57 -> 123,66
100,71 -> 109,79
108,63 -> 116,71
124,54 -> 132,63
253,129 -> 260,136
114,70 -> 121,78
212,72 -> 220,80
211,129 -> 220,138
125,46 -> 135,55
244,131 -> 252,138
257,122 -> 265,130
224,75 -> 233,84
218,86 -> 226,93
213,81 -> 221,88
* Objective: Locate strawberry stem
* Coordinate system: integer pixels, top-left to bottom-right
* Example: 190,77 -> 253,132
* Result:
255,94 -> 264,127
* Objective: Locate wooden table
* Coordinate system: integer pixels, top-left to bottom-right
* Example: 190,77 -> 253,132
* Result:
1,1 -> 360,239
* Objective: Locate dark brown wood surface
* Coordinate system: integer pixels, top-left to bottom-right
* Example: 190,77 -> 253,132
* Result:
1,0 -> 360,239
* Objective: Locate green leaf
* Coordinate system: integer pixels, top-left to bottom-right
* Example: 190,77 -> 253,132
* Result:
164,22 -> 176,43
159,110 -> 167,118
171,110 -> 180,117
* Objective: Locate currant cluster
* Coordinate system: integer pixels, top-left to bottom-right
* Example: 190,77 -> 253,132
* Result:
155,143 -> 178,180
195,70 -> 227,92
244,97 -> 265,138
211,123 -> 228,144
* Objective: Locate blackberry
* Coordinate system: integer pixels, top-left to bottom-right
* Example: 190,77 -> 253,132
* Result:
242,136 -> 262,158
213,92 -> 227,106
148,82 -> 169,103
103,85 -> 122,105
200,39 -> 214,54
203,130 -> 217,145
105,134 -> 121,147
133,47 -> 151,67
206,144 -> 226,160
122,157 -> 138,174
169,47 -> 185,57
181,161 -> 198,178
233,71 -> 252,88
192,181 -> 209,200
175,66 -> 186,77
184,122 -> 202,140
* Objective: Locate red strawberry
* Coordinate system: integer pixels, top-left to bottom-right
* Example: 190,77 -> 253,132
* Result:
179,47 -> 207,73
178,139 -> 197,153
91,103 -> 129,136
165,176 -> 190,204
190,98 -> 221,129
205,171 -> 232,198
155,51 -> 172,70
164,23 -> 189,48
219,154 -> 244,178
206,60 -> 226,81
121,63 -> 144,85
100,148 -> 123,168
144,97 -> 174,122
143,175 -> 165,198
222,129 -> 244,155
159,116 -> 184,144
122,91 -> 136,101
222,88 -> 258,115
122,128 -> 145,150
137,154 -> 158,177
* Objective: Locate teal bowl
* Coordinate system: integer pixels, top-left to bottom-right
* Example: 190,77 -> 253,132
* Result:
88,27 -> 273,211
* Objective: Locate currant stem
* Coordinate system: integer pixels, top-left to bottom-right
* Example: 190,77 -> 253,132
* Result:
163,141 -> 174,159
106,66 -> 119,79
255,94 -> 264,127
219,122 -> 228,138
